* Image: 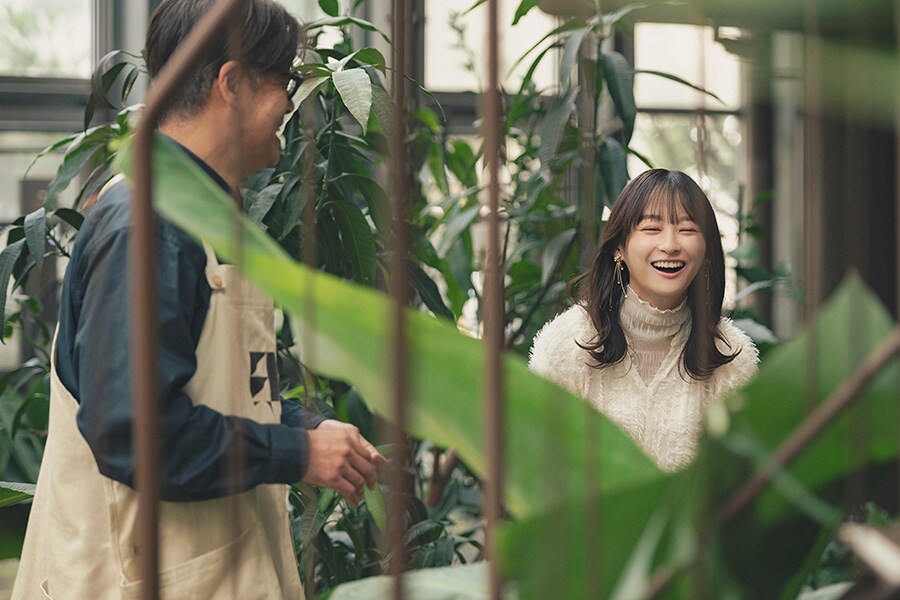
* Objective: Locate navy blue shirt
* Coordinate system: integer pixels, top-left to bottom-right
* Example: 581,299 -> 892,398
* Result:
55,142 -> 323,501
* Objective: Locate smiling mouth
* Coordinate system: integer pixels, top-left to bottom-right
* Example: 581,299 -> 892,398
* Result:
652,261 -> 685,274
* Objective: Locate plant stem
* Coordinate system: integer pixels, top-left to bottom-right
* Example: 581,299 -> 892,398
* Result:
318,98 -> 341,206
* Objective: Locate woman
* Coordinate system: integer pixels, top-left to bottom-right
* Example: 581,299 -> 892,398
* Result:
529,169 -> 758,472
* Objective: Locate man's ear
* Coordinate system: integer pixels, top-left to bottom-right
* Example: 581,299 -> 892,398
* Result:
213,60 -> 242,107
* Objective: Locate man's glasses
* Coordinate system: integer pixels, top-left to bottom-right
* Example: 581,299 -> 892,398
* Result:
286,72 -> 304,101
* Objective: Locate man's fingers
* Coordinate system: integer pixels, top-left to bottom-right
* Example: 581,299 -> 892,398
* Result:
335,477 -> 362,506
362,440 -> 388,470
347,448 -> 378,489
340,460 -> 367,491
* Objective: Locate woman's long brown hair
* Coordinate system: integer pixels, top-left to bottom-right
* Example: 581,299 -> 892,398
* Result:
570,169 -> 739,380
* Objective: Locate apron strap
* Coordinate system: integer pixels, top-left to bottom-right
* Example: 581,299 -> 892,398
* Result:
202,242 -> 226,290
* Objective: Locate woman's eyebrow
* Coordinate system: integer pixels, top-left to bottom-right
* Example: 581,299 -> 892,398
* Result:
639,213 -> 697,223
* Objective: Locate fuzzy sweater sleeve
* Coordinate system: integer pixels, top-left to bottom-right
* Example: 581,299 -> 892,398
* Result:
710,318 -> 760,400
528,305 -> 595,398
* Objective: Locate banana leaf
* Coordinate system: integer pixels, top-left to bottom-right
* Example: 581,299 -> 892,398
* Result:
710,273 -> 900,598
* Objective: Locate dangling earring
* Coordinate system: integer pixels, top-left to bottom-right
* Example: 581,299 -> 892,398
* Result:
612,254 -> 627,305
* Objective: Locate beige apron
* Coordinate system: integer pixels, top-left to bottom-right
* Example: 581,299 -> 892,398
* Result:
13,241 -> 304,599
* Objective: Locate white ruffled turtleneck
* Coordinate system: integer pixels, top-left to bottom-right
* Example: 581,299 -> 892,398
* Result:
528,291 -> 759,472
619,286 -> 690,383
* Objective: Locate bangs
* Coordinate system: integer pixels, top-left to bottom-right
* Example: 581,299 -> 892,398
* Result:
625,185 -> 698,232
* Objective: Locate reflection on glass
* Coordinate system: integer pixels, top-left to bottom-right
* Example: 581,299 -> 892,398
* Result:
633,23 -> 741,111
0,0 -> 91,78
424,0 -> 558,93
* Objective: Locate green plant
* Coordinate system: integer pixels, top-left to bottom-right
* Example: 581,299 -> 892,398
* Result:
124,128 -> 900,600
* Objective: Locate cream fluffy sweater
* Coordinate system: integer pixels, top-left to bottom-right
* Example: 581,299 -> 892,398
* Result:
528,288 -> 759,472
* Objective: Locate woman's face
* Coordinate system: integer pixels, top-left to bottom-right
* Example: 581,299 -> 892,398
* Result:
617,206 -> 707,310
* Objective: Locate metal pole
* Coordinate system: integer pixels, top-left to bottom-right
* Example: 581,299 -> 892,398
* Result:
894,0 -> 900,511
802,0 -> 822,416
483,0 -> 504,597
131,1 -> 243,598
389,0 -> 410,597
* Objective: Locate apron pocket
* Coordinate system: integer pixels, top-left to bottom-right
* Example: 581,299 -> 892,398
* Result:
120,520 -> 281,600
39,578 -> 55,599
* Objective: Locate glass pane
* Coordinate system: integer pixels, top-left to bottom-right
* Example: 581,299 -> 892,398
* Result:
424,0 -> 558,92
281,0 -> 326,21
627,113 -> 744,304
0,0 -> 91,78
633,23 -> 741,111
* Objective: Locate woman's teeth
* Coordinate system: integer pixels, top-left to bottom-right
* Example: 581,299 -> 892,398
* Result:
652,261 -> 685,273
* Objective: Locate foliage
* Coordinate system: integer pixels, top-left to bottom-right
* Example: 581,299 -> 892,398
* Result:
123,132 -> 900,599
288,442 -> 483,594
3,1 -> 891,598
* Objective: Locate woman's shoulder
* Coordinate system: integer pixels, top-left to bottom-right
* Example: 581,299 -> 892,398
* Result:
711,317 -> 760,395
531,304 -> 593,348
528,304 -> 594,374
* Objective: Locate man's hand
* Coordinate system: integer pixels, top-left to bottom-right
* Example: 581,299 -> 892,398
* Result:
303,420 -> 388,506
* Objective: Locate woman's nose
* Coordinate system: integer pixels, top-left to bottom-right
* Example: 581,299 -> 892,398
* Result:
657,228 -> 681,252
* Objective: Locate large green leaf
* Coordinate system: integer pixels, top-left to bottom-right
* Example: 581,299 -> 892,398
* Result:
0,239 -> 26,325
332,68 -> 373,135
498,468 -> 702,600
23,208 -> 46,270
370,85 -> 397,156
558,27 -> 590,92
321,200 -> 376,285
737,272 -> 898,524
540,228 -> 576,286
0,481 -> 35,508
45,144 -> 97,209
318,0 -> 339,17
602,51 -> 636,146
712,273 -> 900,597
118,134 -> 664,520
512,0 -> 540,25
293,75 -> 329,106
537,88 -> 578,178
597,137 -> 628,208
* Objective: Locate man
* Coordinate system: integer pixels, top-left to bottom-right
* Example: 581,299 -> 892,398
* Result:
12,0 -> 385,597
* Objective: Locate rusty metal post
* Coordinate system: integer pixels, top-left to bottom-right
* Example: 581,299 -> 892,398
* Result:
482,0 -> 504,598
802,0 -> 822,415
388,0 -> 410,597
895,0 -> 900,509
131,1 -> 243,598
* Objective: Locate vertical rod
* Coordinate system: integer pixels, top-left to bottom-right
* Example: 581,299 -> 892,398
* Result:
802,0 -> 821,414
575,31 -> 601,600
225,14 -> 246,598
576,36 -> 597,269
483,0 -> 504,598
131,2 -> 242,598
389,0 -> 410,597
895,0 -> 900,507
132,107 -> 161,600
298,52 -> 320,600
